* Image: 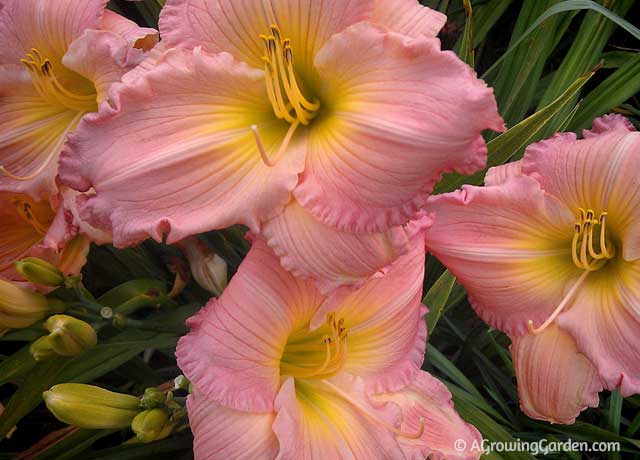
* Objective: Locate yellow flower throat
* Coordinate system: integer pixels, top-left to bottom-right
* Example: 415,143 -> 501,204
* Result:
280,313 -> 348,380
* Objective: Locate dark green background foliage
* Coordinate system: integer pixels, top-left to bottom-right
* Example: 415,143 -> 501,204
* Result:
1,0 -> 639,458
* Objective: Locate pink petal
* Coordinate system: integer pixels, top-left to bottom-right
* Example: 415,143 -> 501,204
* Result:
582,113 -> 635,138
372,0 -> 447,38
556,261 -> 640,396
0,0 -> 108,65
0,66 -> 80,197
295,22 -> 504,233
62,30 -> 145,103
263,197 -> 432,293
375,371 -> 483,460
425,175 -> 578,335
187,392 -> 278,460
59,47 -> 306,247
521,118 -> 640,261
176,237 -> 324,412
510,325 -> 603,424
273,376 -> 405,459
483,160 -> 523,186
101,10 -> 158,51
159,0 -> 370,68
313,239 -> 428,393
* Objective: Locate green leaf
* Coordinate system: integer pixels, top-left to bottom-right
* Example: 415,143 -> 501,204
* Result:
451,390 -> 536,460
428,346 -> 483,399
569,52 -> 640,130
79,434 -> 193,460
490,0 -> 574,127
0,357 -> 67,439
0,344 -> 38,385
457,0 -> 475,67
482,0 -> 640,80
424,270 -> 457,334
36,429 -> 117,460
435,67 -> 595,193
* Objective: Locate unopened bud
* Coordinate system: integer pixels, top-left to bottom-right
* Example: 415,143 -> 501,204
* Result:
140,387 -> 166,409
131,408 -> 174,443
0,279 -> 49,329
43,383 -> 141,429
173,375 -> 191,391
180,237 -> 228,296
15,258 -> 64,287
29,336 -> 57,361
44,315 -> 97,358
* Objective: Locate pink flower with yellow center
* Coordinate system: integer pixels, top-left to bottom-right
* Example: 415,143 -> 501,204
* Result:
177,237 -> 481,459
0,0 -> 157,198
425,114 -> 640,423
59,0 -> 503,254
0,189 -> 89,288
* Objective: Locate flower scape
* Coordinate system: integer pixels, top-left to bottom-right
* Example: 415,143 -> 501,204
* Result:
0,0 -> 639,459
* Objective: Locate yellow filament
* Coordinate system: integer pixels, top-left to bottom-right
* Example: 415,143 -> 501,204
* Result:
21,48 -> 96,113
250,119 -> 301,168
260,25 -> 319,125
12,198 -> 49,235
324,381 -> 426,440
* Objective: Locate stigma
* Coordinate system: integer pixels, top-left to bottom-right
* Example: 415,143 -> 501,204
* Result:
260,25 -> 319,126
571,208 -> 615,271
21,49 -> 97,113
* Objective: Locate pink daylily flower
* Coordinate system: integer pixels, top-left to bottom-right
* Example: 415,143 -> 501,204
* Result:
0,188 -> 89,288
425,114 -> 640,422
177,236 -> 481,459
0,0 -> 157,198
59,0 -> 503,248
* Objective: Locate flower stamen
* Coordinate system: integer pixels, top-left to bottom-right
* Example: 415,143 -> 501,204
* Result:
260,25 -> 319,126
20,49 -> 97,113
571,208 -> 614,271
11,198 -> 50,235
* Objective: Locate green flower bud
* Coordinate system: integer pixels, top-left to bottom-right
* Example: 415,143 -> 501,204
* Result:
44,315 -> 97,357
140,387 -> 166,409
131,408 -> 174,443
173,375 -> 191,391
29,336 -> 57,361
0,279 -> 49,329
43,383 -> 142,429
15,258 -> 64,287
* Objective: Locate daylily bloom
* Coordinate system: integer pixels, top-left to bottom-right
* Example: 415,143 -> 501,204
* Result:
425,114 -> 640,422
177,236 -> 481,459
0,0 -> 157,198
59,0 -> 503,248
0,189 -> 88,287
